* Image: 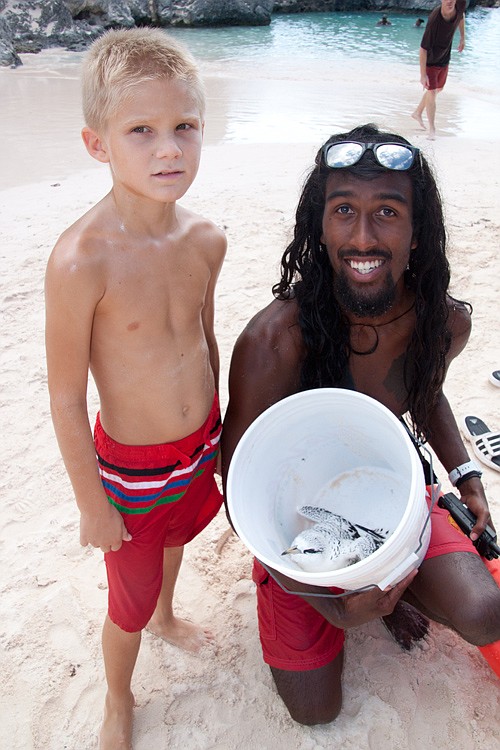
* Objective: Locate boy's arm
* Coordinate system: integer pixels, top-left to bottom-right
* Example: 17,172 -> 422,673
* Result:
201,224 -> 227,391
45,241 -> 131,552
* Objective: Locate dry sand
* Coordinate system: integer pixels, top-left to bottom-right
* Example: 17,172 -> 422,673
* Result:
1,50 -> 500,749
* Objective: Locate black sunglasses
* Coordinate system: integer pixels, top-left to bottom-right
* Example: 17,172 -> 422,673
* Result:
323,141 -> 419,172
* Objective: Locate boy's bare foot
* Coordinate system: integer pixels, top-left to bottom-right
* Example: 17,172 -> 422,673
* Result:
427,128 -> 436,141
99,691 -> 135,750
411,111 -> 426,130
146,615 -> 214,653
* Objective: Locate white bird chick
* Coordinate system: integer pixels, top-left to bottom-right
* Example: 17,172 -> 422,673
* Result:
298,505 -> 361,539
281,505 -> 385,573
282,528 -> 379,573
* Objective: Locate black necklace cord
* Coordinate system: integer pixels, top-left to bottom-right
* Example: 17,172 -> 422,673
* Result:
349,301 -> 415,356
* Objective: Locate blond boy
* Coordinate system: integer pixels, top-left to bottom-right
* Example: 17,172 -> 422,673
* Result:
45,28 -> 226,749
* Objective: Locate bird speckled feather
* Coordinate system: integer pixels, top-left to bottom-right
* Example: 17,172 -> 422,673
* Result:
282,506 -> 388,573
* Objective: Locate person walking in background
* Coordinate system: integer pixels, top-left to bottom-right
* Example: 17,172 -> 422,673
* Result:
412,0 -> 466,139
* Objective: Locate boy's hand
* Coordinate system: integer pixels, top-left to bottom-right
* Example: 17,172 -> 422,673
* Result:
80,502 -> 132,553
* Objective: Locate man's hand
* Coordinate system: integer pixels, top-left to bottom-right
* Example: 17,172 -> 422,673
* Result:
335,569 -> 418,629
458,39 -> 465,53
459,485 -> 493,541
421,73 -> 429,89
80,502 -> 132,553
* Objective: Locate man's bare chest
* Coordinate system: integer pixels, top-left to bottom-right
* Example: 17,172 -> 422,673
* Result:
349,348 -> 409,418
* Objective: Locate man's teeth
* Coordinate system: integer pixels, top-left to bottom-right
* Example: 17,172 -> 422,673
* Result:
348,259 -> 383,275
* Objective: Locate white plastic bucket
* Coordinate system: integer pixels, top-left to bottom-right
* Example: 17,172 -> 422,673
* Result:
226,388 -> 429,591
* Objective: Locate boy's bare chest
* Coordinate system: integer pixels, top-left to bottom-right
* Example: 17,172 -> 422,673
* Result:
100,249 -> 209,326
105,253 -> 210,310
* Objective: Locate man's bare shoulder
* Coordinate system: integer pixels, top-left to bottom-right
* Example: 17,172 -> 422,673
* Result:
447,296 -> 471,332
237,297 -> 303,362
229,298 -> 303,405
446,295 -> 472,359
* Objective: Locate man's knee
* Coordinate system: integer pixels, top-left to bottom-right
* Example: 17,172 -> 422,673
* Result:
285,692 -> 342,726
270,658 -> 343,726
451,592 -> 500,647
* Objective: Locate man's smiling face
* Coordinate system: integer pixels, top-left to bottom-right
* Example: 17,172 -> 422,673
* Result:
321,170 -> 417,320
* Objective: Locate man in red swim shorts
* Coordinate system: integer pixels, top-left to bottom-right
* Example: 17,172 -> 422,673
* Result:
222,124 -> 500,726
411,0 -> 466,139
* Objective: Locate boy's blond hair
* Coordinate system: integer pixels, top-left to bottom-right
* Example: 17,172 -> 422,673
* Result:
82,27 -> 205,131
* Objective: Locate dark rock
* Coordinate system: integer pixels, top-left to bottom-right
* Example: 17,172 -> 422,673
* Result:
162,0 -> 275,26
2,0 -> 98,58
0,15 -> 22,67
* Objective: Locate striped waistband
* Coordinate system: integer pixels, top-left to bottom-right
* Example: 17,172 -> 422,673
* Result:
94,394 -> 221,514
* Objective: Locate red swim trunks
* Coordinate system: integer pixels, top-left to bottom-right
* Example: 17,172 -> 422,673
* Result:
252,486 -> 479,671
426,65 -> 448,91
94,393 -> 223,632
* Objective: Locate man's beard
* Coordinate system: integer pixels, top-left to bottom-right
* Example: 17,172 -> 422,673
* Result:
333,268 -> 396,318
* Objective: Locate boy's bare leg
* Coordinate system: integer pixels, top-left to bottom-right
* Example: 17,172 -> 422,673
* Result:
147,546 -> 214,652
100,616 -> 140,750
412,92 -> 427,129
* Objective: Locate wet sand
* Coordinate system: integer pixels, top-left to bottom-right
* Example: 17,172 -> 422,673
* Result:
2,47 -> 499,189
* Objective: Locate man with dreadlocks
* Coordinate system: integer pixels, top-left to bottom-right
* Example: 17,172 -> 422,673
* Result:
221,124 -> 500,725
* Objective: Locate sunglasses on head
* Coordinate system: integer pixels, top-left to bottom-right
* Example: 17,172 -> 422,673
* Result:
323,141 -> 419,172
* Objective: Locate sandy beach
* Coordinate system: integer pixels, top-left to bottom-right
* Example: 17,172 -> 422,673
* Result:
1,44 -> 500,749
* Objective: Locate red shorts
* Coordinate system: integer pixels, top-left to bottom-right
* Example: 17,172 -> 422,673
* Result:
426,65 -> 448,91
252,486 -> 478,671
94,394 -> 223,632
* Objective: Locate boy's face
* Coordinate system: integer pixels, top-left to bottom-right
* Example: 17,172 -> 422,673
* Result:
85,78 -> 204,204
320,170 -> 417,319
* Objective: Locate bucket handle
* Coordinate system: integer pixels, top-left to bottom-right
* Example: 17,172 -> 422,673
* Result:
256,559 -> 377,599
376,552 -> 420,591
259,446 -> 440,600
415,443 -> 440,554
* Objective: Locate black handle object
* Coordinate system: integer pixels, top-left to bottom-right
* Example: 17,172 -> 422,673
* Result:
438,492 -> 500,560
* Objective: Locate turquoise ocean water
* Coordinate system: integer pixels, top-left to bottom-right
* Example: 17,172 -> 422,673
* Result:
169,8 -> 499,86
1,8 -> 499,187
